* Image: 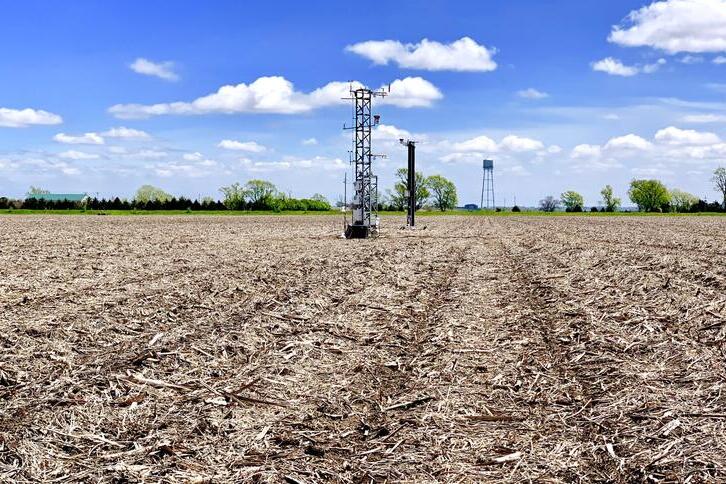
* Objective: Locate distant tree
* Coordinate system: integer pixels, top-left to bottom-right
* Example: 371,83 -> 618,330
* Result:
394,168 -> 430,209
539,196 -> 560,212
426,175 -> 458,211
511,205 -> 521,212
670,189 -> 699,212
135,185 -> 171,204
27,186 -> 50,196
244,179 -> 277,208
384,188 -> 406,211
219,182 -> 246,210
713,167 -> 726,209
628,179 -> 670,212
560,190 -> 584,212
600,184 -> 621,212
311,193 -> 329,204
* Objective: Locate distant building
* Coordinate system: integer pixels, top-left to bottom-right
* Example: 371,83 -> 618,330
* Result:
463,203 -> 478,211
27,193 -> 89,202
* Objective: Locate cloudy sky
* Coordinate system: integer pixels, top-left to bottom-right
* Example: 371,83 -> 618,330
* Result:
1,0 -> 726,205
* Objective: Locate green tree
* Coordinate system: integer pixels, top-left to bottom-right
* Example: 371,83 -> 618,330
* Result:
600,185 -> 621,212
394,168 -> 430,209
385,188 -> 406,211
669,189 -> 699,212
27,186 -> 50,196
426,175 -> 458,211
135,185 -> 172,203
628,179 -> 670,212
713,167 -> 726,209
219,182 -> 246,210
539,195 -> 560,212
244,179 -> 277,207
560,190 -> 584,212
311,193 -> 328,204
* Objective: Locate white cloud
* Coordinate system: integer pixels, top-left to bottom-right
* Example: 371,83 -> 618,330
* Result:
109,76 -> 442,119
0,108 -> 62,128
101,127 -> 150,139
682,113 -> 726,123
183,152 -> 204,161
654,126 -> 721,145
453,135 -> 498,153
609,0 -> 726,54
374,124 -> 412,141
380,77 -> 442,108
547,145 -> 563,154
500,135 -> 544,152
604,134 -> 653,150
592,57 -> 640,76
346,37 -> 497,72
517,88 -> 549,99
53,132 -> 104,145
715,56 -> 726,64
58,150 -> 100,160
604,113 -> 621,120
217,139 -> 267,153
571,144 -> 603,159
130,58 -> 179,81
302,137 -> 318,145
592,57 -> 666,76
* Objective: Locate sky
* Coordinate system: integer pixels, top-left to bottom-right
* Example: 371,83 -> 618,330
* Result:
1,0 -> 726,206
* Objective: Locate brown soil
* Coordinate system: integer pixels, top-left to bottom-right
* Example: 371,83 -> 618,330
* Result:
1,215 -> 725,482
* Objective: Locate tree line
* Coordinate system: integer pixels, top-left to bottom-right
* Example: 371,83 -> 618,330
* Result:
1,181 -> 333,212
538,167 -> 726,213
379,169 -> 458,212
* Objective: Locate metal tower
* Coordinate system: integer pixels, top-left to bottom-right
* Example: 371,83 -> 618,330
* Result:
400,139 -> 417,228
344,86 -> 386,239
480,159 -> 495,210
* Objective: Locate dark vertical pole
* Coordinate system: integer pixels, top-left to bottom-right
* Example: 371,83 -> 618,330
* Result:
407,142 -> 415,227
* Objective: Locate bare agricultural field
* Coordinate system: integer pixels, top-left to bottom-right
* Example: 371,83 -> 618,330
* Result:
1,215 -> 726,483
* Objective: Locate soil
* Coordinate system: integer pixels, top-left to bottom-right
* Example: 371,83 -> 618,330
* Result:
1,215 -> 725,482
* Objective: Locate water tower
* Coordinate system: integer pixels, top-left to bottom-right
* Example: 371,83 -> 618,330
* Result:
480,159 -> 495,210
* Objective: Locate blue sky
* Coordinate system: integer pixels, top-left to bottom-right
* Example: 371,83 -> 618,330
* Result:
1,0 -> 726,205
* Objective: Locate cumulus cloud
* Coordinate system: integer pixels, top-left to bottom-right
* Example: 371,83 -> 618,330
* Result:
592,57 -> 639,76
453,135 -> 498,153
381,77 -> 442,108
217,140 -> 267,152
302,137 -> 318,145
654,126 -> 721,144
109,76 -> 442,119
102,127 -> 150,139
499,135 -> 544,152
345,37 -> 497,72
130,58 -> 179,81
53,132 -> 105,145
58,150 -> 100,160
604,134 -> 654,150
591,57 -> 665,76
608,0 -> 726,54
571,144 -> 603,159
183,152 -> 204,161
374,124 -> 413,141
0,108 -> 62,128
517,88 -> 549,99
715,56 -> 726,64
